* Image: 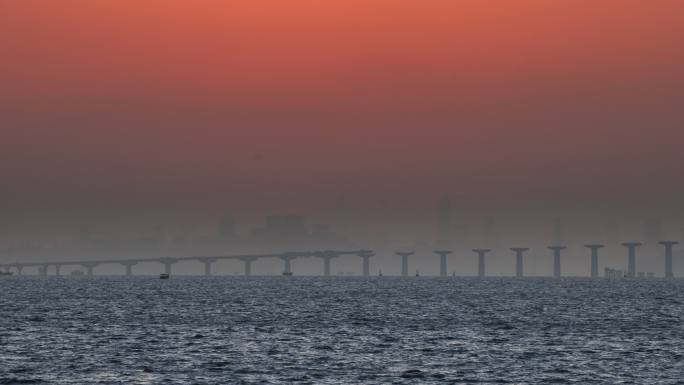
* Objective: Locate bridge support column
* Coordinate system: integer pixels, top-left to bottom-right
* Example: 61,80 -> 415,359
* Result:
660,241 -> 679,279
622,242 -> 642,278
120,262 -> 137,276
55,264 -> 62,276
199,258 -> 217,276
316,251 -> 338,276
82,263 -> 99,276
357,250 -> 375,277
39,265 -> 48,277
473,249 -> 491,278
395,252 -> 414,277
510,248 -> 528,278
434,250 -> 452,277
239,256 -> 258,276
584,245 -> 604,278
279,253 -> 299,276
160,259 -> 178,275
548,246 -> 567,278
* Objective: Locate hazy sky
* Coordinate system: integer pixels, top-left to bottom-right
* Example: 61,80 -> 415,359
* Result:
2,1 -> 683,239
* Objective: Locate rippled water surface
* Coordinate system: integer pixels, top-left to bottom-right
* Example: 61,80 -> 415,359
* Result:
1,277 -> 684,384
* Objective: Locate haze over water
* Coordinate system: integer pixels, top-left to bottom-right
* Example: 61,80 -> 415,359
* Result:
2,276 -> 683,384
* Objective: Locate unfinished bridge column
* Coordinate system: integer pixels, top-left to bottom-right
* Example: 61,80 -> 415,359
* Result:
659,241 -> 679,279
548,246 -> 567,278
510,248 -> 529,278
622,242 -> 642,278
434,250 -> 452,277
584,245 -> 604,278
395,252 -> 414,277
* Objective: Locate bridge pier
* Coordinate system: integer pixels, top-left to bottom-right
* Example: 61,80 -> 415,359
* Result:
434,250 -> 452,277
473,249 -> 491,278
239,256 -> 258,276
395,252 -> 414,277
548,246 -> 567,278
39,265 -> 48,277
120,261 -> 137,276
659,241 -> 679,279
510,248 -> 528,278
316,251 -> 339,276
279,253 -> 299,276
82,263 -> 99,276
622,242 -> 642,278
160,258 -> 178,275
198,258 -> 218,276
358,250 -> 375,277
55,264 -> 62,276
584,245 -> 604,278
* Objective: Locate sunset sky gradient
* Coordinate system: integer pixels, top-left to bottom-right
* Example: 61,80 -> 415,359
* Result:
2,1 -> 684,238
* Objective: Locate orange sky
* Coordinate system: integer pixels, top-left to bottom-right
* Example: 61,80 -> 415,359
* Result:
1,1 -> 684,226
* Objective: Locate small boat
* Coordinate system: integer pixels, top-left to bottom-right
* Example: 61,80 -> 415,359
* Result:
415,270 -> 420,277
378,269 -> 383,277
0,270 -> 13,276
159,273 -> 170,279
282,271 -> 293,276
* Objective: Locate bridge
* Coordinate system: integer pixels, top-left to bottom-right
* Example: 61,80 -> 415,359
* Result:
0,249 -> 373,277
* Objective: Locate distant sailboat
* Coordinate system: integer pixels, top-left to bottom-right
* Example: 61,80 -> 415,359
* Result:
378,269 -> 383,277
415,269 -> 420,277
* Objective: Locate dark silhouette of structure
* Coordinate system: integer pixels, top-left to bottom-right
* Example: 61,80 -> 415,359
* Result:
622,242 -> 642,278
472,249 -> 491,278
358,250 -> 375,277
239,256 -> 258,276
434,250 -> 452,277
510,248 -> 529,278
316,250 -> 339,276
659,241 -> 678,279
548,246 -> 567,278
395,252 -> 414,277
584,244 -> 604,278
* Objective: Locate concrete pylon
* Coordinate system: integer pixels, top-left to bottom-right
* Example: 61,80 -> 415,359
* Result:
358,250 -> 375,277
317,251 -> 339,276
548,246 -> 567,278
659,241 -> 679,279
395,252 -> 414,277
198,258 -> 217,276
434,250 -> 452,277
472,249 -> 491,278
82,263 -> 99,276
621,242 -> 642,278
159,258 -> 178,275
239,256 -> 258,276
584,244 -> 604,278
120,261 -> 137,276
510,248 -> 528,278
280,253 -> 299,276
